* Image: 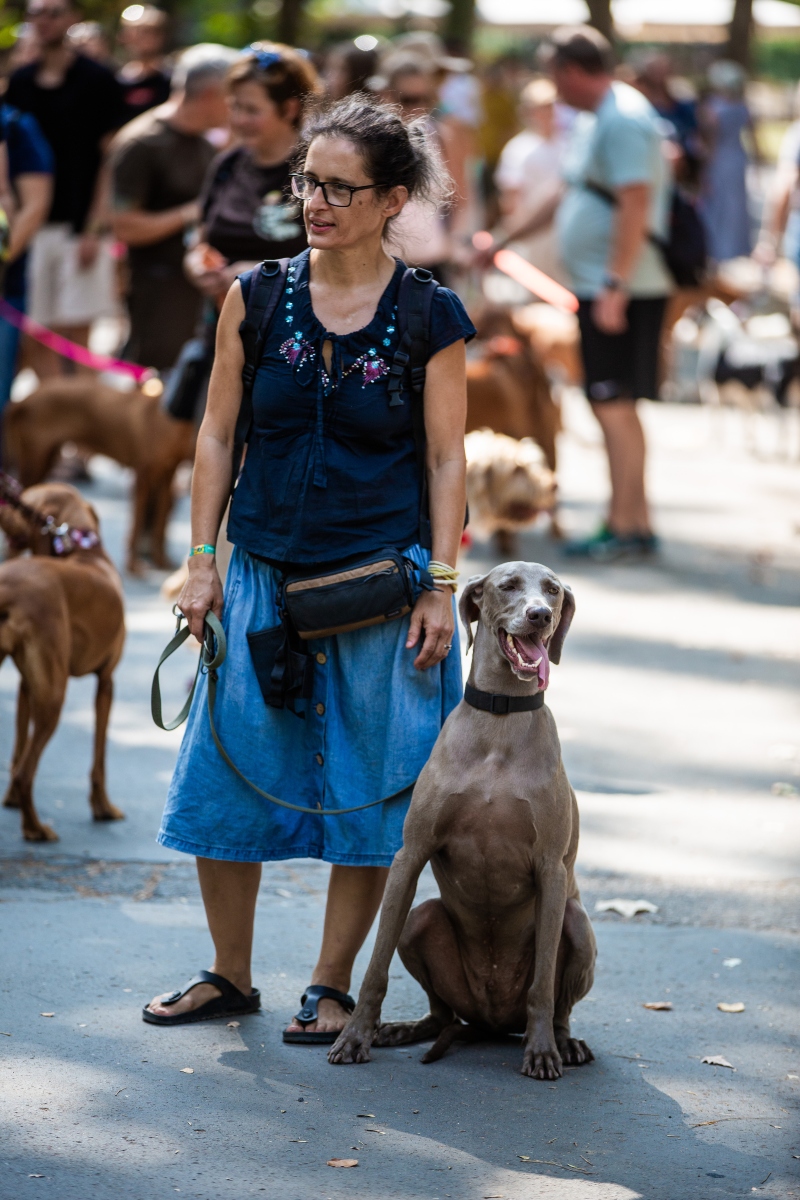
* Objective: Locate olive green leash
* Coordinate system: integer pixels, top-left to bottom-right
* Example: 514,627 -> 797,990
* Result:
151,611 -> 413,816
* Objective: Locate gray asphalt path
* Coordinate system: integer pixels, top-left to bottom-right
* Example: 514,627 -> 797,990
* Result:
1,397 -> 799,1199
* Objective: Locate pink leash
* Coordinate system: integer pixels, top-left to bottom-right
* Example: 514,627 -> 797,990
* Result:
0,297 -> 152,383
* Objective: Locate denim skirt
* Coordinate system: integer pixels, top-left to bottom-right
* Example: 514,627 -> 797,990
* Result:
157,545 -> 463,866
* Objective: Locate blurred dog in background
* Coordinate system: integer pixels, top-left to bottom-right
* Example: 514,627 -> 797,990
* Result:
465,429 -> 557,556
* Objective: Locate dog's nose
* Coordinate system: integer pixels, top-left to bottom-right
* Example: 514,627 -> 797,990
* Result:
525,605 -> 552,627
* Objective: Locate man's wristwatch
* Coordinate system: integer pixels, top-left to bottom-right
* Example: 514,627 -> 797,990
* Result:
602,272 -> 627,292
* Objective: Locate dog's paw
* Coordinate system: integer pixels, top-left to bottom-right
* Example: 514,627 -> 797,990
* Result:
328,1025 -> 374,1065
557,1036 -> 594,1066
92,801 -> 125,822
521,1044 -> 563,1081
23,821 -> 59,843
2,789 -> 20,809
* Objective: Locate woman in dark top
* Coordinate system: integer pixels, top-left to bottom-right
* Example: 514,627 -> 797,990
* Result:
144,96 -> 475,1042
185,43 -> 320,306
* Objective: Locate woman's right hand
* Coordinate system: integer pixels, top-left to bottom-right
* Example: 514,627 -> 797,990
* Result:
178,556 -> 224,644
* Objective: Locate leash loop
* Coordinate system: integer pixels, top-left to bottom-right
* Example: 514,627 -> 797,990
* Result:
151,611 -> 413,816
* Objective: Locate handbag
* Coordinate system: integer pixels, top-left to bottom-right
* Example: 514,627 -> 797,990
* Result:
162,335 -> 213,421
281,547 -> 434,640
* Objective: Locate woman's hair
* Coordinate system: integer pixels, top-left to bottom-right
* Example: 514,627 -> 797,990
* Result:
295,94 -> 452,222
228,42 -> 323,127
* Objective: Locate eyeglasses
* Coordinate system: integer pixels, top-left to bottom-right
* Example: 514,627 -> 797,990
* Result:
290,173 -> 379,208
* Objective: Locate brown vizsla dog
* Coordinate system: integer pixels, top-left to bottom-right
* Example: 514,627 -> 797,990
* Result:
466,309 -> 561,473
3,378 -> 195,573
0,483 -> 126,841
329,561 -> 596,1080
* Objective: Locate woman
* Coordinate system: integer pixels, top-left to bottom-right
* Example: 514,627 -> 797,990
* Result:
144,96 -> 475,1042
185,42 -> 321,304
699,59 -> 755,263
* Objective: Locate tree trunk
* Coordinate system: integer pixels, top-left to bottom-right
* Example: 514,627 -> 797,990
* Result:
442,0 -> 475,54
276,0 -> 305,46
727,0 -> 753,66
585,0 -> 614,43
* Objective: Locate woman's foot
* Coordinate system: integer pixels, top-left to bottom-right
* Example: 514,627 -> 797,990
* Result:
145,969 -> 250,1019
284,994 -> 352,1037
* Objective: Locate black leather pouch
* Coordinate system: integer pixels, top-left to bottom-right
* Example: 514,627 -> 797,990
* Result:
247,624 -> 312,713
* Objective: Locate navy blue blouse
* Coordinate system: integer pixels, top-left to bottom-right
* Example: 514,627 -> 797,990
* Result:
227,249 -> 476,564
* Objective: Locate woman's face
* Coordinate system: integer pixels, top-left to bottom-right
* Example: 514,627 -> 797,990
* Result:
301,136 -> 407,251
228,80 -> 297,156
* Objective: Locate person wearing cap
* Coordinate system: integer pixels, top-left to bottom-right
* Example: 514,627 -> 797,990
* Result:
117,4 -> 172,122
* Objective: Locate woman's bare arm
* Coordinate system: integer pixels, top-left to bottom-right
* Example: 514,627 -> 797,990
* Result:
178,280 -> 246,641
406,337 -> 467,670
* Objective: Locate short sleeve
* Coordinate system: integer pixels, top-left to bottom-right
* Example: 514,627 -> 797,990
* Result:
110,138 -> 152,210
94,64 -> 127,136
428,286 -> 476,357
10,111 -> 53,176
599,115 -> 655,189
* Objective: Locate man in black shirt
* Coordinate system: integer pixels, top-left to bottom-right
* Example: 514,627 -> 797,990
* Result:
116,5 -> 172,123
6,0 -> 126,375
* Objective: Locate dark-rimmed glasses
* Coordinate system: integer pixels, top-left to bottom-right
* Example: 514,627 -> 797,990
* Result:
290,173 -> 379,208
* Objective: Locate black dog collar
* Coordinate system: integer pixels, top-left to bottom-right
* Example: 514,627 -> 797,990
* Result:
464,683 -> 545,716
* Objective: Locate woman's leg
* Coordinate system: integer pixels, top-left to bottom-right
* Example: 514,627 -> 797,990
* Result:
285,864 -> 389,1035
147,858 -> 262,1016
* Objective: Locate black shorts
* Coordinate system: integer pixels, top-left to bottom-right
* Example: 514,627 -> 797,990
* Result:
577,296 -> 667,402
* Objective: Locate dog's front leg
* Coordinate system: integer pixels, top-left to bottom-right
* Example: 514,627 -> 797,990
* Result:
329,845 -> 427,1065
522,862 -> 568,1081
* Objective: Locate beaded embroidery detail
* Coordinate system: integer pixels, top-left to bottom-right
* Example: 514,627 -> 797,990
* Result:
280,334 -> 314,368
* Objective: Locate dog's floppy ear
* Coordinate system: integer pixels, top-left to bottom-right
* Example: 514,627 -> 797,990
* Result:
548,583 -> 575,665
458,573 -> 487,653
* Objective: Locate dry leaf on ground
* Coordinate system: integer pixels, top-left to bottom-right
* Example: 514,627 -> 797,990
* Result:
179,1067 -> 194,1074
227,1021 -> 240,1029
595,898 -> 658,918
723,958 -> 742,968
40,1013 -> 55,1018
327,1159 -> 358,1168
365,1126 -> 385,1134
643,1001 -> 673,1011
717,1002 -> 745,1013
702,1055 -> 735,1069
356,1112 -> 375,1118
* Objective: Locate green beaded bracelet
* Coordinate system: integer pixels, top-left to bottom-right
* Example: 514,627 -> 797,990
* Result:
189,544 -> 216,557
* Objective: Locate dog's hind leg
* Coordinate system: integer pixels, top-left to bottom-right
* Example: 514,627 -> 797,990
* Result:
2,680 -> 31,809
373,899 -> 469,1054
89,668 -> 124,822
553,897 -> 596,1067
10,692 -> 63,842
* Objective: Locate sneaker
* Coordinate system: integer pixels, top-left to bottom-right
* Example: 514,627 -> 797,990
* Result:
563,525 -> 659,562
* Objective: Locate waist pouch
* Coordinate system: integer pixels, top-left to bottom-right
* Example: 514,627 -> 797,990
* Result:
247,549 -> 434,714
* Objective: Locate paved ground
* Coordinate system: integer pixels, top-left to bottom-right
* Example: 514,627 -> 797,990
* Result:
1,394 -> 799,1199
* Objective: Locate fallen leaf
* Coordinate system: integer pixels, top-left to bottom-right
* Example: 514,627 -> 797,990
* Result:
517,1156 -> 530,1161
717,1002 -> 745,1013
289,1139 -> 307,1143
702,1055 -> 735,1069
327,1159 -> 358,1168
275,888 -> 292,898
0,1032 -> 10,1037
566,1163 -> 592,1173
356,1112 -> 375,1118
78,1024 -> 87,1028
227,1021 -> 240,1029
364,1126 -> 385,1134
40,1013 -> 55,1018
179,1068 -> 194,1074
595,898 -> 658,918
643,1001 -> 673,1011
412,1109 -> 419,1114
723,958 -> 742,968
787,1074 -> 799,1080
28,1175 -> 44,1179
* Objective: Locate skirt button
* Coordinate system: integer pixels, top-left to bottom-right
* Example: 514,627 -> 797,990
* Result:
315,652 -> 327,665
316,702 -> 325,715
315,753 -> 324,765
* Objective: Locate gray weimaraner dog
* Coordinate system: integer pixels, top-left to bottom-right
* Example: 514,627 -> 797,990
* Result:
329,561 -> 596,1080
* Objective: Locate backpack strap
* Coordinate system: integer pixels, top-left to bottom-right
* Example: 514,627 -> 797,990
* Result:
233,257 -> 289,491
388,266 -> 438,549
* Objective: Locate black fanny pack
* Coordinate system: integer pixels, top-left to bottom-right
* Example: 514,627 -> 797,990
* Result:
247,548 -> 434,715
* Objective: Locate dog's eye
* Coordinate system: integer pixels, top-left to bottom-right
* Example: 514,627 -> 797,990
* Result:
499,581 -> 519,592
544,582 -> 560,595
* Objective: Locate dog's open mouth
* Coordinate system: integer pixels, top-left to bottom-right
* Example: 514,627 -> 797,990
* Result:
498,629 -> 550,688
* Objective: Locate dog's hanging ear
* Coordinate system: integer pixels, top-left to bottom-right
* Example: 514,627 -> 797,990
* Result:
548,583 -> 575,665
458,573 -> 487,653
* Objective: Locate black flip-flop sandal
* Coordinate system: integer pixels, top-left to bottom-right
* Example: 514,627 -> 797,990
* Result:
282,984 -> 355,1044
142,969 -> 261,1026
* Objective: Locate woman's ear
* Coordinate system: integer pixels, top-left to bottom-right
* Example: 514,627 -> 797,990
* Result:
548,583 -> 575,665
381,184 -> 408,220
458,573 -> 486,653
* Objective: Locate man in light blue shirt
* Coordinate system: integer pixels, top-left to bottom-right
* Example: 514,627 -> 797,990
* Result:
484,27 -> 671,560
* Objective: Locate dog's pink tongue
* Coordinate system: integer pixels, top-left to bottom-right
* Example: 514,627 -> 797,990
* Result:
537,642 -> 550,690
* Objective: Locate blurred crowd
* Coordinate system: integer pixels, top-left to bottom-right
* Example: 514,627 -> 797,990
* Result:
0,3 -> 795,422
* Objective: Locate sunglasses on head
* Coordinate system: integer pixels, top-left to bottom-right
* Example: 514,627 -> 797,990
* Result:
241,45 -> 283,72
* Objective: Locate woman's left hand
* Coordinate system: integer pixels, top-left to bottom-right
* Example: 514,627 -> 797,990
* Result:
406,587 -> 455,670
